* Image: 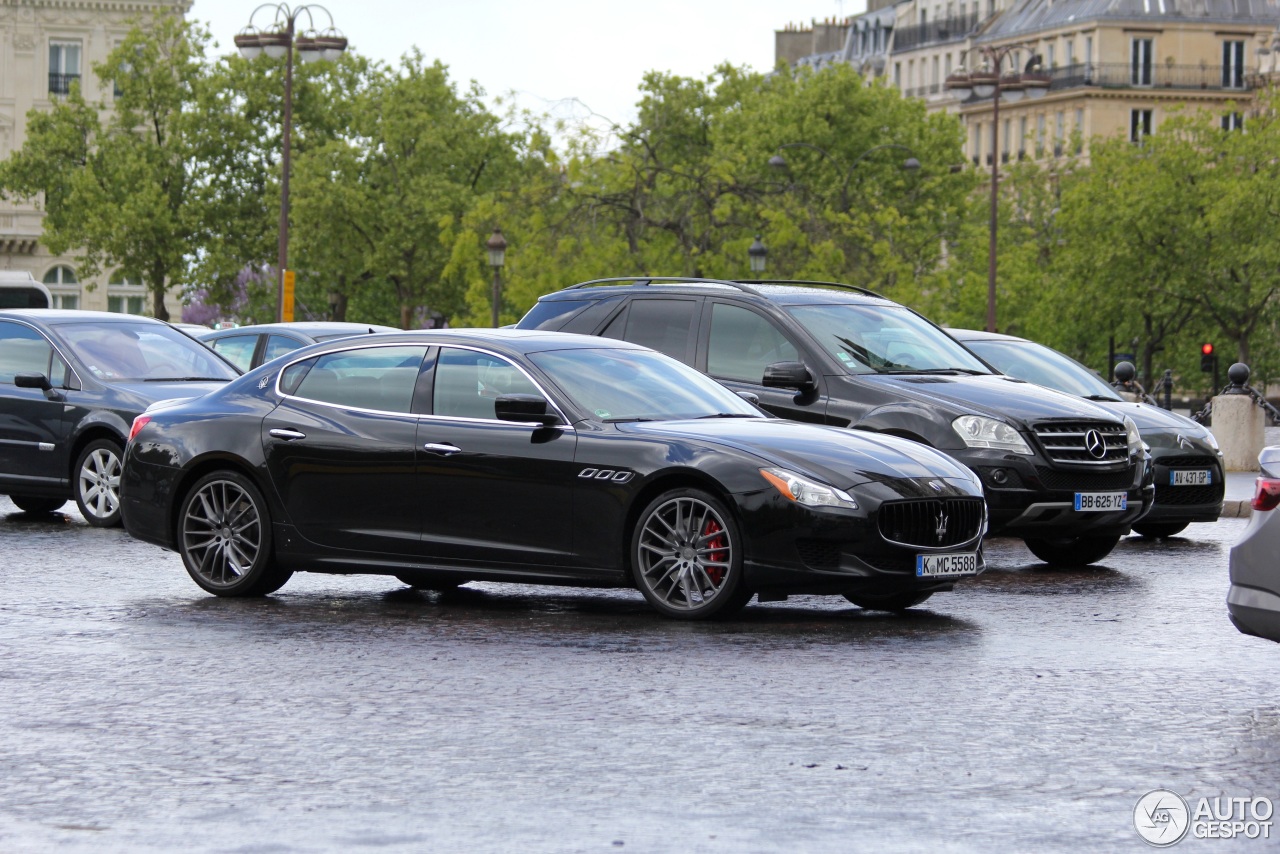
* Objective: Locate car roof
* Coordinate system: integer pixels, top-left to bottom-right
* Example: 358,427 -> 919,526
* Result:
539,277 -> 893,307
0,309 -> 169,326
947,328 -> 1023,343
292,328 -> 649,357
201,321 -> 401,336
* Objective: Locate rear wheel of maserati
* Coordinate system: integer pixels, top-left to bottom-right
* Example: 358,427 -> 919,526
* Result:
9,495 -> 67,514
631,488 -> 751,620
843,591 -> 933,612
1132,522 -> 1189,539
178,470 -> 291,597
1024,534 -> 1121,567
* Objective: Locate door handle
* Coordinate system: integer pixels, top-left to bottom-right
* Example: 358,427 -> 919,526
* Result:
269,428 -> 307,441
422,442 -> 461,455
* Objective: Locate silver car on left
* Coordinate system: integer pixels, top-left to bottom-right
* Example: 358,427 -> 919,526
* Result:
1228,446 -> 1280,643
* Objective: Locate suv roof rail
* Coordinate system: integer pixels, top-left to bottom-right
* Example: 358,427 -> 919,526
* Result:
561,276 -> 888,300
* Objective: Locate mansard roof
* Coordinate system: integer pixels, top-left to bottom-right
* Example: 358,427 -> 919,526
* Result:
977,0 -> 1280,42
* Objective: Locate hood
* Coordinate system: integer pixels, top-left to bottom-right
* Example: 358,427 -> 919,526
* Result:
853,373 -> 1122,426
622,418 -> 980,490
1095,400 -> 1217,451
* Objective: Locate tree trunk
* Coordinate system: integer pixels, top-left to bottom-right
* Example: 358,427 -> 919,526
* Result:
331,292 -> 348,322
151,282 -> 169,322
400,303 -> 413,330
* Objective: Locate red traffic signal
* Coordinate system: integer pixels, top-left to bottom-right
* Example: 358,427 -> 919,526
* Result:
1200,342 -> 1217,372
1201,343 -> 1214,356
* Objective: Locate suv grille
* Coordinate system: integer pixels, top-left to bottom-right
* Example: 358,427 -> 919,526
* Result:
1033,421 -> 1129,466
877,498 -> 985,549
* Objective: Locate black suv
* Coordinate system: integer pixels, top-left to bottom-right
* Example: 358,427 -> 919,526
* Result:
517,278 -> 1154,566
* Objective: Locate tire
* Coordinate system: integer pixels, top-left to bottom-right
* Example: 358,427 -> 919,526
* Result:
1132,522 -> 1189,539
1024,535 -> 1121,567
10,495 -> 67,514
74,438 -> 124,527
843,591 -> 933,612
178,470 -> 292,597
631,487 -> 752,620
395,572 -> 467,591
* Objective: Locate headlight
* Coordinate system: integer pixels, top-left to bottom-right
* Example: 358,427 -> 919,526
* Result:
951,415 -> 1033,455
760,468 -> 858,510
1202,429 -> 1220,452
1124,416 -> 1142,455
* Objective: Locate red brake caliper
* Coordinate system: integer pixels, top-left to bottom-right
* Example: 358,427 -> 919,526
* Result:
702,519 -> 727,584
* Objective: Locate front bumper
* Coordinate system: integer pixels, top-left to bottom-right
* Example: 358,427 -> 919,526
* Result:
1143,453 -> 1225,524
955,448 -> 1150,537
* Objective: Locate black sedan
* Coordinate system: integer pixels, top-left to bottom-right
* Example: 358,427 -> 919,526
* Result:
950,328 -> 1223,538
0,310 -> 240,526
122,330 -> 988,619
198,322 -> 400,371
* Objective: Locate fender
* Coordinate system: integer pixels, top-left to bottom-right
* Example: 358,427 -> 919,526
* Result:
853,401 -> 964,450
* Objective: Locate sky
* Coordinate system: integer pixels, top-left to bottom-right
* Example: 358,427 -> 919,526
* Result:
190,0 -> 859,132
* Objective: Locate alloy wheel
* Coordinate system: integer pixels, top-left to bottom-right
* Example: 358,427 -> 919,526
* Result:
182,479 -> 265,589
636,495 -> 734,612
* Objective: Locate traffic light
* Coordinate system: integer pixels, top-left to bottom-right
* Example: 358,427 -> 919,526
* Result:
1200,343 -> 1216,372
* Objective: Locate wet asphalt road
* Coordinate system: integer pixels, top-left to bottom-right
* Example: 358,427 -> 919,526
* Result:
0,496 -> 1276,854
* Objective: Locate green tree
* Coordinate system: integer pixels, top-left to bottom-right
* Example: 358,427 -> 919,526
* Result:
0,12 -> 205,320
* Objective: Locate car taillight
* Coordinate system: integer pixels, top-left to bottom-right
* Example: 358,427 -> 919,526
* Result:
128,415 -> 151,443
1251,477 -> 1280,513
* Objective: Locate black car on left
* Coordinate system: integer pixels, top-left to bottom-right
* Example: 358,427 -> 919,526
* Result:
0,310 -> 240,526
122,330 -> 988,619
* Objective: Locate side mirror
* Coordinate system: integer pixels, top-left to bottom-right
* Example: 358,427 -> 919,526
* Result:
735,390 -> 760,406
14,372 -> 52,391
762,361 -> 815,393
494,393 -> 562,427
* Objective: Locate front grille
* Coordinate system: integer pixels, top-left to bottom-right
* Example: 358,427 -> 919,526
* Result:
877,498 -> 985,548
1033,421 -> 1129,466
1035,466 -> 1133,491
1154,482 -> 1224,506
1159,455 -> 1219,468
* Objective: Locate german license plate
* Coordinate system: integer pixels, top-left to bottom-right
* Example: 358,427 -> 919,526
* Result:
1170,469 -> 1211,486
1074,492 -> 1128,511
916,552 -> 978,577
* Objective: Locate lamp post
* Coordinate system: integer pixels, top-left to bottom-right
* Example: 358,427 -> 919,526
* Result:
768,142 -> 920,212
748,235 -> 768,275
945,46 -> 1050,332
486,227 -> 507,328
235,4 -> 348,323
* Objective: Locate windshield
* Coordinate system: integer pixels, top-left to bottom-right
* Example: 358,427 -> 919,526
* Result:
59,321 -> 240,382
786,303 -> 992,375
529,347 -> 763,422
963,339 -> 1120,400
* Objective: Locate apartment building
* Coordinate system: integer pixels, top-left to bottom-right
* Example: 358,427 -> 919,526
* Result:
0,1 -> 187,314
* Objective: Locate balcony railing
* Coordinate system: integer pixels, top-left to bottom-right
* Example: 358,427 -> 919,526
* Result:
894,12 -> 980,51
1045,62 -> 1254,92
48,72 -> 80,95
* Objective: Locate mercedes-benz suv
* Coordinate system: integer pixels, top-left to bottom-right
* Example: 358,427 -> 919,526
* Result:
516,278 -> 1154,566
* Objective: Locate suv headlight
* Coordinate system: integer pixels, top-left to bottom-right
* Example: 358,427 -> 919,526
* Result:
760,468 -> 858,510
1124,416 -> 1142,455
951,416 -> 1033,455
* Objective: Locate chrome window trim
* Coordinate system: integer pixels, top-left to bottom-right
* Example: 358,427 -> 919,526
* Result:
271,340 -> 575,429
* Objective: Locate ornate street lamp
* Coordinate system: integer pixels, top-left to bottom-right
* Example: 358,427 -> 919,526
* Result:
235,4 -> 348,323
487,227 -> 507,328
946,44 -> 1050,332
768,142 -> 920,212
748,235 -> 768,275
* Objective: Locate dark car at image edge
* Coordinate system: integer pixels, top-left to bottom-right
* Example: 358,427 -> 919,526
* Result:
516,277 -> 1154,566
121,330 -> 989,619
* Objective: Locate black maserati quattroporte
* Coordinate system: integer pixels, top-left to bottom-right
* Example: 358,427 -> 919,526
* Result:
122,330 -> 987,619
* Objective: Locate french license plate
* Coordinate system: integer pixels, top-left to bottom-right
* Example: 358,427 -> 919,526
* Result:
1074,492 -> 1128,511
916,552 -> 978,577
1170,469 -> 1212,486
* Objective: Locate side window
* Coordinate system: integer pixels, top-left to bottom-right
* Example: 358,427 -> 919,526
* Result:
617,299 -> 697,361
706,303 -> 799,383
210,335 -> 259,373
433,347 -> 540,420
0,321 -> 54,384
291,346 -> 428,413
264,334 -> 304,364
49,352 -> 71,388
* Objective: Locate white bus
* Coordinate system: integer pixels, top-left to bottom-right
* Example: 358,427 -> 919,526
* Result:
0,271 -> 53,309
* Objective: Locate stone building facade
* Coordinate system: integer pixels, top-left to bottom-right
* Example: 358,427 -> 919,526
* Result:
0,0 -> 188,315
